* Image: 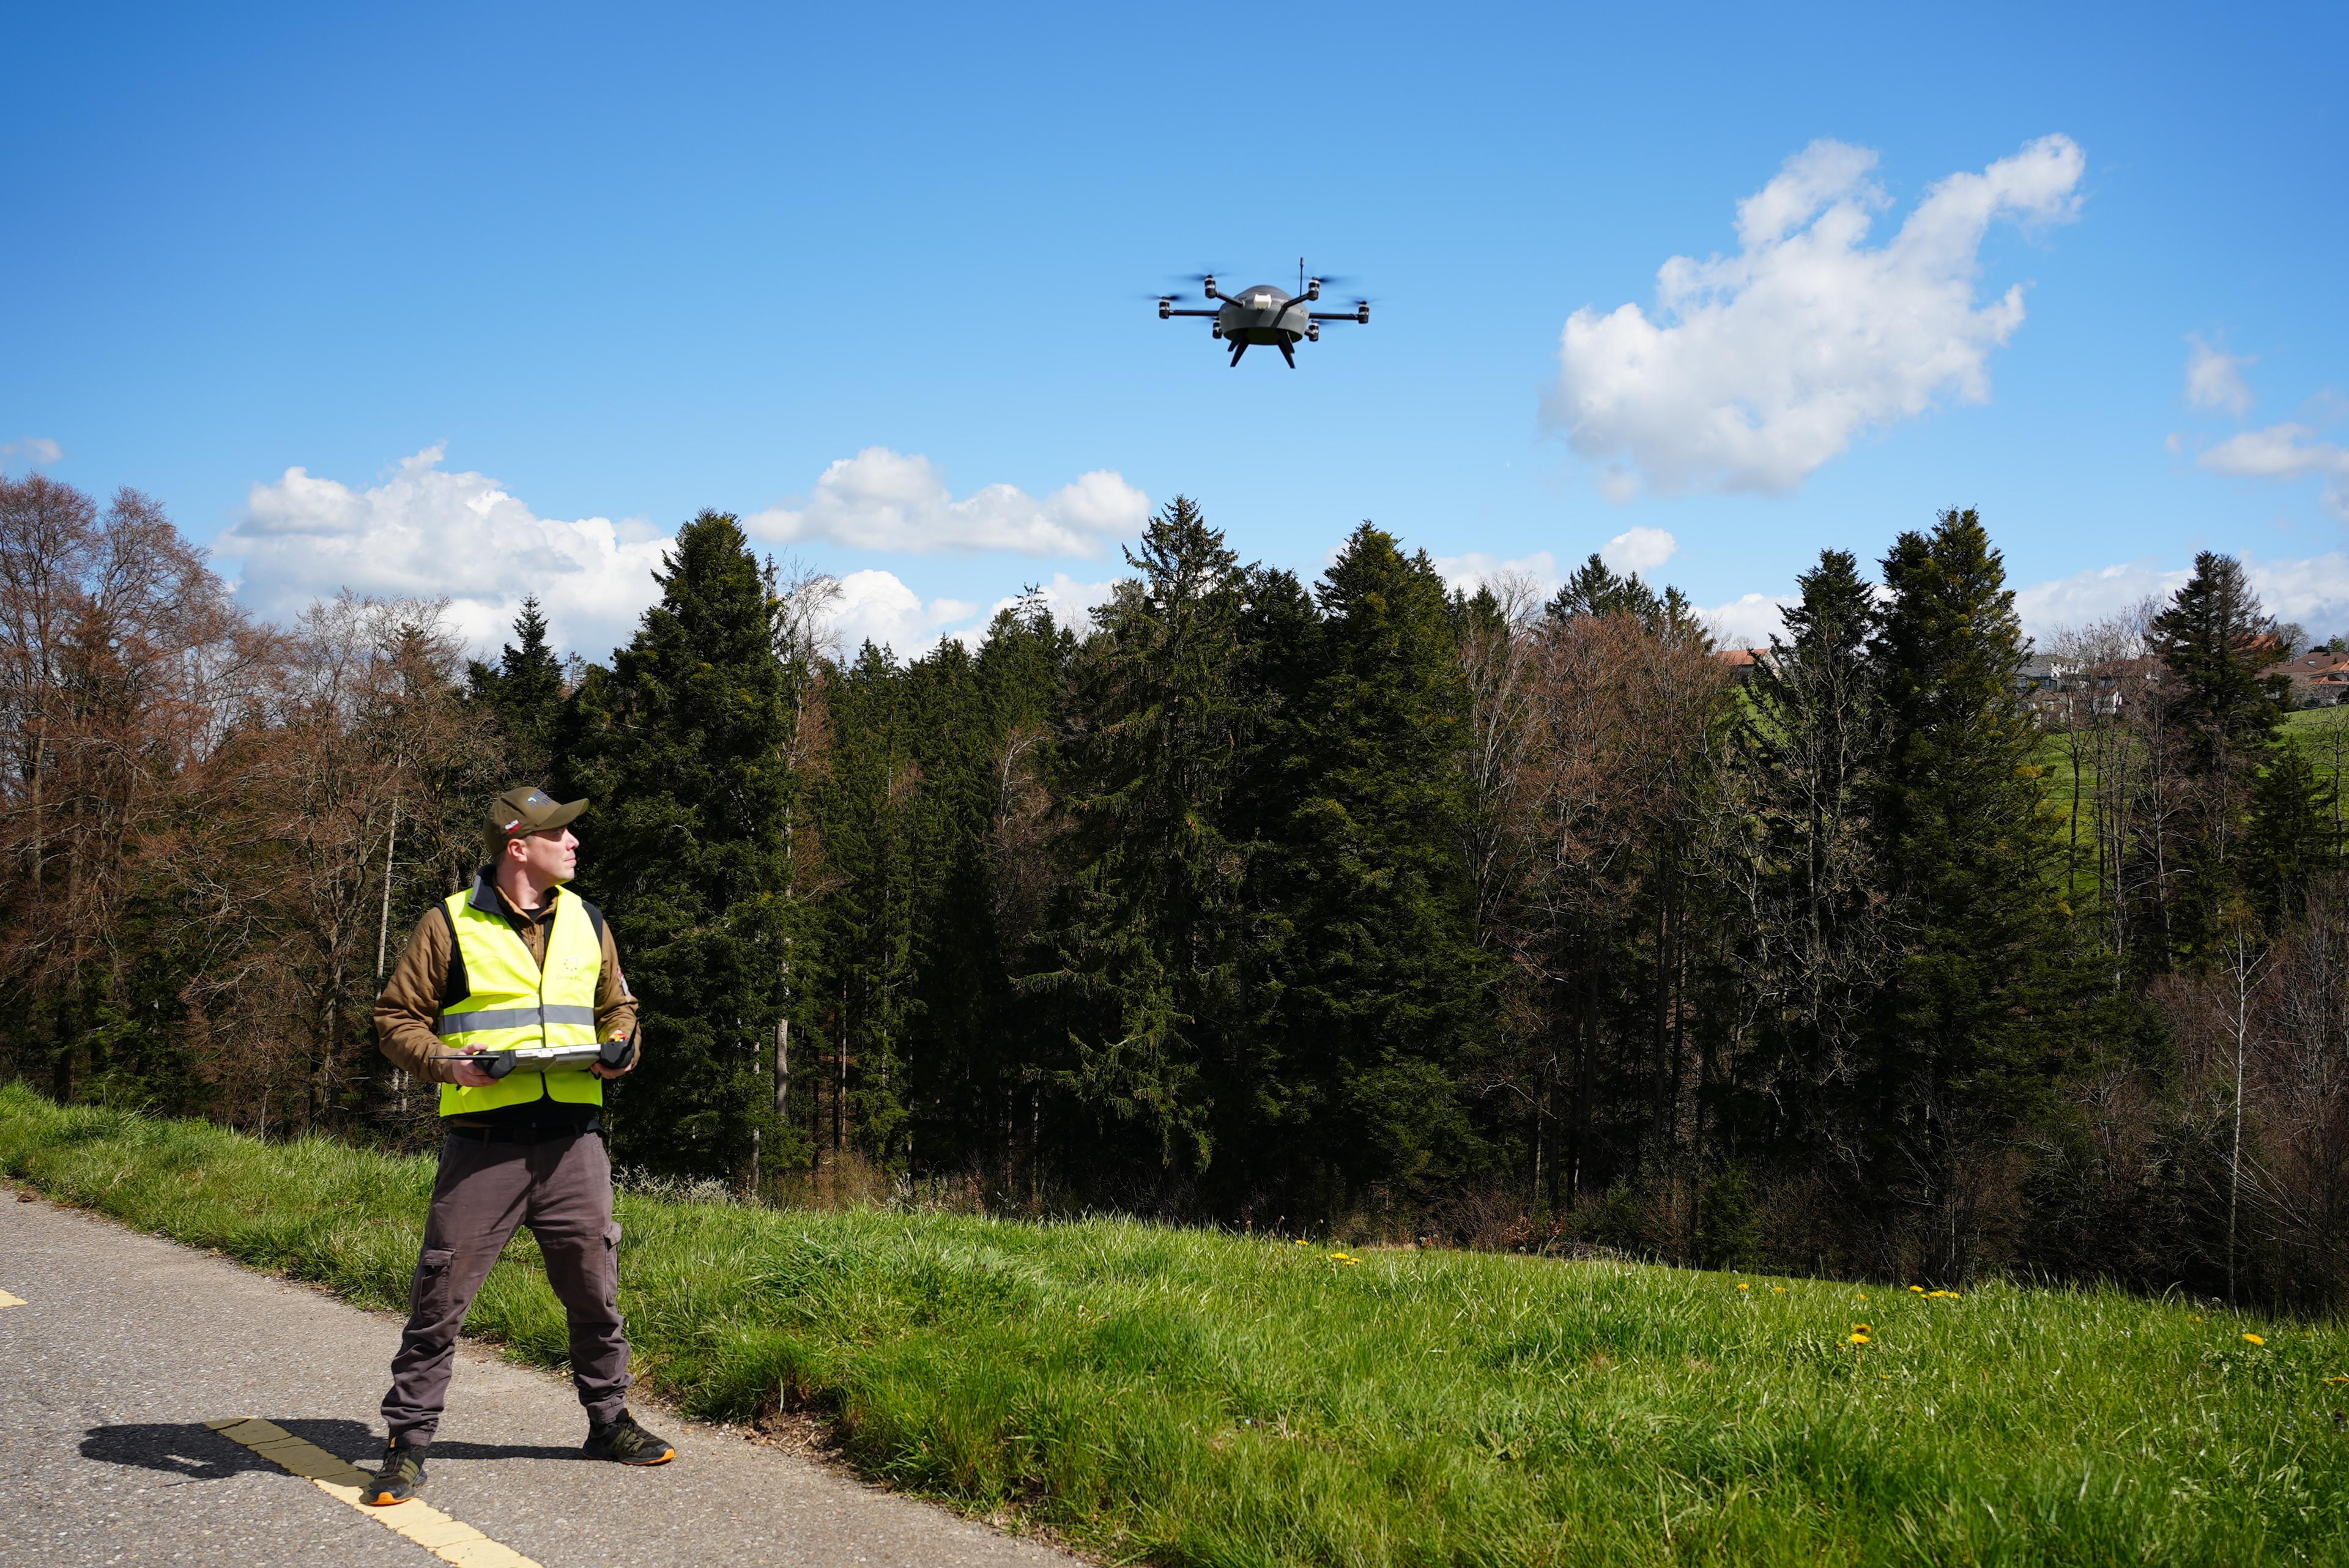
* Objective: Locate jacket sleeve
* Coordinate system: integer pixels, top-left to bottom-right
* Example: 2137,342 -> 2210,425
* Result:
376,908 -> 456,1084
595,922 -> 640,1050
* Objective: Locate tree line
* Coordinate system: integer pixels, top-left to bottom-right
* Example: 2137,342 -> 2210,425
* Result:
2,467 -> 2341,1307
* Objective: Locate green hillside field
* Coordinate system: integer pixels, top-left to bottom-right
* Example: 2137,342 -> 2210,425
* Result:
2,1084 -> 2343,1566
2035,706 -> 2349,889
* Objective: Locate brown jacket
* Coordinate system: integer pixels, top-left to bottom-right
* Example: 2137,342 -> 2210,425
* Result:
374,870 -> 637,1086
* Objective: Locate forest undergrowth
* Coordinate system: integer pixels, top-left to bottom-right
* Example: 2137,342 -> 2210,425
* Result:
6,1084 -> 2345,1568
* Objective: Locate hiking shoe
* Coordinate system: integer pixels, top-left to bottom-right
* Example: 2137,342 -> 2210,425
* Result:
363,1438 -> 428,1505
583,1410 -> 674,1465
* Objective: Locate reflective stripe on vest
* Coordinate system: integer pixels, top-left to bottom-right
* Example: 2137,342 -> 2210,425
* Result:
435,1005 -> 598,1035
436,884 -> 605,1118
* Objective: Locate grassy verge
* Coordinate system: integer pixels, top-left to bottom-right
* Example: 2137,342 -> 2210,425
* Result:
4,1084 -> 2345,1567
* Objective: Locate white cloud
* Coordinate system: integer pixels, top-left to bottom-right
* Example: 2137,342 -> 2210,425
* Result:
224,446 -> 672,659
2013,552 -> 2349,641
984,573 -> 1116,636
1601,526 -> 1678,573
2199,423 -> 2349,520
1431,549 -> 1560,597
1,437 -> 62,467
828,569 -> 978,658
2185,335 -> 2255,416
1546,133 -> 2085,497
823,569 -> 1116,659
2012,560 -> 2188,638
2246,555 -> 2349,632
1701,593 -> 1798,649
744,447 -> 1150,557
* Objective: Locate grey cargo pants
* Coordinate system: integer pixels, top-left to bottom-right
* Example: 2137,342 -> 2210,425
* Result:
379,1128 -> 631,1443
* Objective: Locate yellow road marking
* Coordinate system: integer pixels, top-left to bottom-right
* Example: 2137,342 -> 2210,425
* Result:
0,1289 -> 24,1309
207,1418 -> 544,1568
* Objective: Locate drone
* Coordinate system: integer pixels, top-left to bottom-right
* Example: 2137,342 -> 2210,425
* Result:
1155,260 -> 1370,368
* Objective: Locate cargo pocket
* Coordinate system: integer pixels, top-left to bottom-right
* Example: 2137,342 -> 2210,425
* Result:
599,1221 -> 624,1315
414,1245 -> 458,1318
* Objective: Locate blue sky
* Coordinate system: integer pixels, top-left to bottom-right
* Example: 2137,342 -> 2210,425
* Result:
6,2 -> 2346,659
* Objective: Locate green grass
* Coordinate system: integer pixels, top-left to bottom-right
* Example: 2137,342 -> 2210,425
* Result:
4,1084 -> 2345,1566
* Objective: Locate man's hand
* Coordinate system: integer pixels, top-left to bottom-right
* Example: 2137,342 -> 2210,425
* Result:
590,1035 -> 637,1080
448,1051 -> 499,1089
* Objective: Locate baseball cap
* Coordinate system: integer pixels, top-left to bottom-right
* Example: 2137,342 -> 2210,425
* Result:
488,786 -> 587,846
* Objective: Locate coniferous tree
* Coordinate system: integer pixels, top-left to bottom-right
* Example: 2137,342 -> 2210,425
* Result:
562,512 -> 793,1179
811,641 -> 922,1170
1547,553 -> 1660,623
2150,554 -> 2287,771
1724,549 -> 1887,1164
2145,553 -> 2290,966
1865,509 -> 2074,1277
951,601 -> 1075,1189
469,596 -> 565,782
1255,525 -> 1487,1205
2243,741 -> 2336,933
1032,498 -> 1252,1182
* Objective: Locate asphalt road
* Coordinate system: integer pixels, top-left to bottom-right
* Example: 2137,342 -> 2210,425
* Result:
0,1187 -> 1079,1568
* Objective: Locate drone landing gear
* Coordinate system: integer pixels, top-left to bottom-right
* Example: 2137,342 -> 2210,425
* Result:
1228,341 -> 1247,366
1277,340 -> 1296,369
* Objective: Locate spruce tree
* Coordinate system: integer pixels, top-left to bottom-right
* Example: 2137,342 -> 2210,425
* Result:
561,513 -> 792,1178
1865,509 -> 2073,1276
469,596 -> 566,782
1253,524 -> 1485,1204
1546,552 -> 1661,623
2146,553 -> 2291,966
2243,740 -> 2336,932
1726,549 -> 1885,1161
2150,553 -> 2287,772
811,640 -> 923,1170
1031,497 -> 1251,1177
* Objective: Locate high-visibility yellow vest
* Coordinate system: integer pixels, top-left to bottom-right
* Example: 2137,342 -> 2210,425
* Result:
436,882 -> 605,1117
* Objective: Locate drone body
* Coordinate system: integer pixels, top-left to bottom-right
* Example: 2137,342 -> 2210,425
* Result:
1157,264 -> 1370,367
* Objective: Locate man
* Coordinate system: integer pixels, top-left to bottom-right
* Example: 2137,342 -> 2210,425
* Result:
363,786 -> 674,1506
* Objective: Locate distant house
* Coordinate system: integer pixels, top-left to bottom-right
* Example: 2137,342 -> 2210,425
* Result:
2016,654 -> 2073,693
2279,646 -> 2349,706
2017,651 -> 2145,723
1715,646 -> 1772,684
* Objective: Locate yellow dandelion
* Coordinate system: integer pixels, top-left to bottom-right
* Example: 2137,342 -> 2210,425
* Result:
1854,1323 -> 1872,1333
1857,1293 -> 1868,1302
2323,1376 -> 2348,1385
1909,1285 -> 1926,1294
1772,1285 -> 1786,1293
1328,1252 -> 1350,1262
2190,1314 -> 2202,1322
2242,1333 -> 2265,1346
1846,1333 -> 1869,1345
1736,1282 -> 1750,1290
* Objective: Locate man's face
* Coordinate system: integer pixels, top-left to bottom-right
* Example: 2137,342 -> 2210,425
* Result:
509,826 -> 579,884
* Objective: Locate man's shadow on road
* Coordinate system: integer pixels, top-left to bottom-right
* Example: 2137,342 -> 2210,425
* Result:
82,1419 -> 582,1481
